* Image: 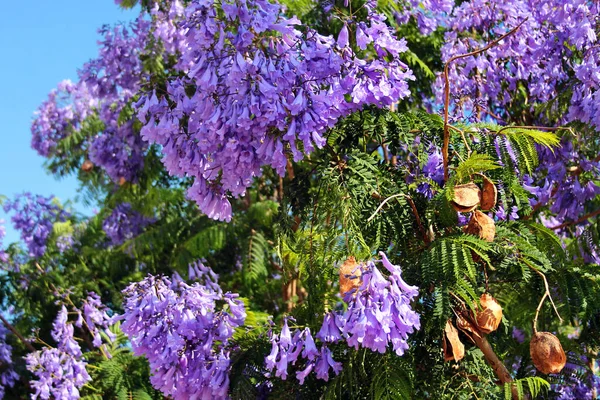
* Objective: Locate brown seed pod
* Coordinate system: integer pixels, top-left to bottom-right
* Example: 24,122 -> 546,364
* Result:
456,312 -> 482,339
443,320 -> 465,362
480,176 -> 498,211
339,257 -> 362,297
81,160 -> 94,172
118,177 -> 127,186
476,293 -> 503,334
530,332 -> 567,374
464,210 -> 496,242
451,182 -> 481,213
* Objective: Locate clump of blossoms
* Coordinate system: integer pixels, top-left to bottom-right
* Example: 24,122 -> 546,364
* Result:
76,293 -> 117,350
102,203 -> 154,246
31,16 -> 152,183
333,252 -> 420,355
430,0 -> 599,128
120,263 -> 246,399
3,193 -> 70,258
25,306 -> 91,400
136,0 -> 414,221
265,253 -> 420,384
0,324 -> 18,399
265,318 -> 341,385
0,220 -> 9,265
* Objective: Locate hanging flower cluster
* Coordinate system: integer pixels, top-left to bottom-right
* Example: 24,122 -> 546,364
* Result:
265,252 -> 420,384
120,263 -> 246,399
25,306 -> 91,400
102,203 -> 154,246
2,193 -> 70,258
136,0 -> 414,221
265,319 -> 342,384
0,324 -> 18,399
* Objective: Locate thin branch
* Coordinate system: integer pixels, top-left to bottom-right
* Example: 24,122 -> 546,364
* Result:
449,125 -> 472,156
0,314 -> 35,352
442,19 -> 528,182
526,262 -> 563,333
550,209 -> 600,230
367,193 -> 430,244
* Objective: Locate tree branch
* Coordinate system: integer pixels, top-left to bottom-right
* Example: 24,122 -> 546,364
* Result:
442,19 -> 528,181
0,314 -> 35,352
550,209 -> 600,230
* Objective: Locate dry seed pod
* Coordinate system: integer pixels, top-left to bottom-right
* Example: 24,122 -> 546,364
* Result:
456,312 -> 482,339
480,176 -> 497,211
339,257 -> 362,297
81,160 -> 94,172
443,320 -> 465,362
451,182 -> 481,213
530,332 -> 567,374
476,293 -> 503,334
464,210 -> 496,242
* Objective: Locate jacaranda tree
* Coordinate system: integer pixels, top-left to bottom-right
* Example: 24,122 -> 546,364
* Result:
1,0 -> 599,398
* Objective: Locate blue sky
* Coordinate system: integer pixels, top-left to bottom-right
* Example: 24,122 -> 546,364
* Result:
0,1 -> 138,243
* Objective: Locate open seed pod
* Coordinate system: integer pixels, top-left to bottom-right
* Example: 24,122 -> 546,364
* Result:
81,160 -> 94,172
476,293 -> 503,334
451,182 -> 481,213
339,257 -> 362,297
443,320 -> 465,362
530,332 -> 567,374
464,210 -> 496,242
456,311 -> 482,340
480,175 -> 497,211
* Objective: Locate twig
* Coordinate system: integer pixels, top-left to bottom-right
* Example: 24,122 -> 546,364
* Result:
367,193 -> 430,244
0,314 -> 35,352
442,19 -> 528,182
449,125 -> 472,156
550,209 -> 600,230
526,262 -> 563,333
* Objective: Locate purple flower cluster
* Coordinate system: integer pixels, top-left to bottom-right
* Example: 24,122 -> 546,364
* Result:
76,293 -> 117,350
394,0 -> 454,34
102,203 -> 153,246
0,324 -> 18,399
265,319 -> 341,384
0,220 -> 9,265
25,306 -> 91,400
331,252 -> 420,355
3,193 -> 70,258
120,264 -> 246,399
525,141 -> 600,223
406,146 -> 444,199
429,0 -> 599,128
136,0 -> 414,221
31,80 -> 97,157
266,253 -> 420,384
552,356 -> 600,400
31,16 -> 153,183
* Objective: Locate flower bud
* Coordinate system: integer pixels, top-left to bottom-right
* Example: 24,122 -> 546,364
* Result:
476,293 -> 502,334
530,332 -> 566,374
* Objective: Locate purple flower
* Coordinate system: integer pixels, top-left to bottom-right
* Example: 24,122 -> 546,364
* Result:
121,262 -> 245,399
3,193 -> 70,258
102,203 -> 153,246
